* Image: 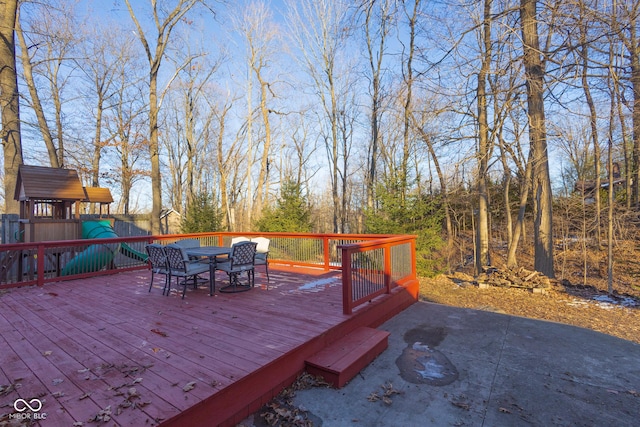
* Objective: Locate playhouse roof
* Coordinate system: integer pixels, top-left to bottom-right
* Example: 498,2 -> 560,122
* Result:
14,165 -> 86,202
83,187 -> 114,204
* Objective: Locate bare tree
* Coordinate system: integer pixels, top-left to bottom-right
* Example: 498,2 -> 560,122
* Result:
125,0 -> 202,234
104,68 -> 148,215
234,1 -> 279,224
286,0 -> 351,233
575,0 -> 602,244
413,110 -> 453,245
521,0 -> 554,277
475,0 -> 493,273
0,0 -> 23,215
617,0 -> 640,208
162,47 -> 221,216
211,97 -> 237,230
271,108 -> 321,202
359,0 -> 394,210
15,1 -> 77,168
76,24 -> 139,191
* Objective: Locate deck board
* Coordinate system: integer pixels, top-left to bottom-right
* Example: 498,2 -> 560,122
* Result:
0,265 -> 418,426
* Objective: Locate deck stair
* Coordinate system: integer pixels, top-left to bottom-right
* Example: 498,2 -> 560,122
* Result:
305,326 -> 390,388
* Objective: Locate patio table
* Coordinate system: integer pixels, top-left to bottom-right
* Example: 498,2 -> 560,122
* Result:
185,246 -> 231,295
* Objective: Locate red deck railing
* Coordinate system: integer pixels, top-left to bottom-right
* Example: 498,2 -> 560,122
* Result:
0,231 -> 417,314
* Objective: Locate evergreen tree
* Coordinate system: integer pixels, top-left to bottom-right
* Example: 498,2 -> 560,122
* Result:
365,177 -> 444,276
181,192 -> 222,233
255,179 -> 312,232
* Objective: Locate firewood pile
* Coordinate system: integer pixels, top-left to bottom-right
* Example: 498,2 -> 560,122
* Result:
453,267 -> 551,293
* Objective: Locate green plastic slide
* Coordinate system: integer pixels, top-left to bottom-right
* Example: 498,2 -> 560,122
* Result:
61,220 -> 147,275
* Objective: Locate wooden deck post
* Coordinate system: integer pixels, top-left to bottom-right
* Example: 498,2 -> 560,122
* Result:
342,246 -> 353,315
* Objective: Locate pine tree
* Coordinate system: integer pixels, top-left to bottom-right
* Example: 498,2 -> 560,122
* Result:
255,179 -> 312,232
181,192 -> 222,233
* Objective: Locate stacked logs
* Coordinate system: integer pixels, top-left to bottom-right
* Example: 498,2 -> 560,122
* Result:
451,267 -> 551,293
477,267 -> 551,292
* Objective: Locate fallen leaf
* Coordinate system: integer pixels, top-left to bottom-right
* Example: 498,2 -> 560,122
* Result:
183,381 -> 197,392
0,382 -> 21,396
127,387 -> 139,398
90,405 -> 112,422
367,392 -> 379,402
151,329 -> 168,337
451,401 -> 470,410
381,381 -> 401,396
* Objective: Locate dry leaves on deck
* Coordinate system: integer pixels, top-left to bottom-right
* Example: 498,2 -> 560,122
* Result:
0,380 -> 22,396
89,405 -> 112,423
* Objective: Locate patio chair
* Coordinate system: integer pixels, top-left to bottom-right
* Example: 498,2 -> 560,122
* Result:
164,244 -> 210,299
145,244 -> 170,295
251,237 -> 270,286
174,238 -> 201,249
230,236 -> 250,246
217,241 -> 257,293
174,238 -> 207,264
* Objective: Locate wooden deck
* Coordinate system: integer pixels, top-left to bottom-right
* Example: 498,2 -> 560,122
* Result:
0,265 -> 418,426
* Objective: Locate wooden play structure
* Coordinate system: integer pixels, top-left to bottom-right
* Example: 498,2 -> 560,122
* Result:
14,164 -> 114,242
5,164 -> 140,279
83,186 -> 114,218
15,165 -> 86,242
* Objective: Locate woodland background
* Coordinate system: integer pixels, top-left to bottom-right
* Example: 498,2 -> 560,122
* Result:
2,0 -> 640,292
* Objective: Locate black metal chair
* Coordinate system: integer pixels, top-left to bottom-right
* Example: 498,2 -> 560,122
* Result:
145,243 -> 170,295
164,244 -> 210,299
216,241 -> 257,293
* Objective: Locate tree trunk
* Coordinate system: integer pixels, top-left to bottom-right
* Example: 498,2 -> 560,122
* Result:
475,0 -> 492,273
149,67 -> 162,234
253,72 -> 272,222
506,151 -> 532,267
216,103 -> 233,230
579,0 -> 601,246
629,8 -> 640,209
92,94 -> 104,188
185,86 -> 196,210
520,0 -> 554,278
415,123 -> 453,245
0,0 -> 23,215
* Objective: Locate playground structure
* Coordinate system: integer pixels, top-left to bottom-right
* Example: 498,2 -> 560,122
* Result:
12,165 -> 147,276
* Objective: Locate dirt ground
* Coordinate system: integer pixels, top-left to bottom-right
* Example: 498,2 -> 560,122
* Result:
419,272 -> 640,345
